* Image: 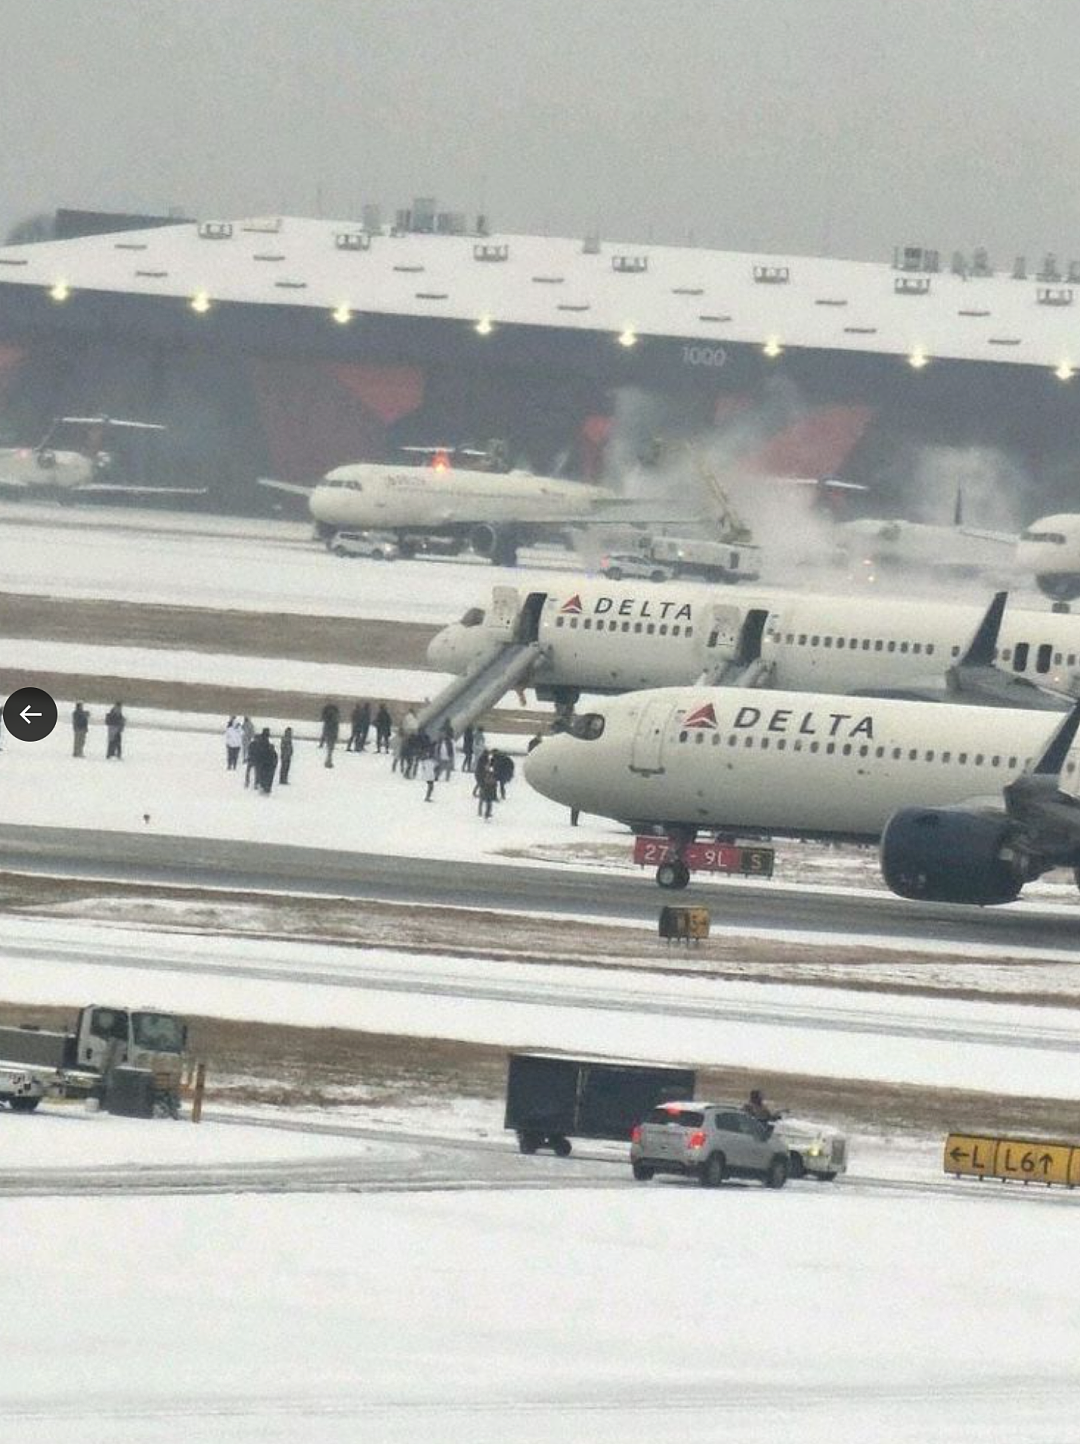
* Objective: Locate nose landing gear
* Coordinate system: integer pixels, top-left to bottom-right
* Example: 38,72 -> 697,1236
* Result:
656,859 -> 690,890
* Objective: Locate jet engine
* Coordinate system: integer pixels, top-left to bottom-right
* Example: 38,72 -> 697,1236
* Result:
469,524 -> 518,567
879,807 -> 1023,905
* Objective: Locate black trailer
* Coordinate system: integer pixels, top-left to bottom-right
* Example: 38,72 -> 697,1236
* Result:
505,1052 -> 696,1156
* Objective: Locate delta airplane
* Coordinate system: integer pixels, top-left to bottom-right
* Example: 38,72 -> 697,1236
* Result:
428,579 -> 1080,711
259,445 -> 695,567
0,417 -> 205,502
523,682 -> 1080,903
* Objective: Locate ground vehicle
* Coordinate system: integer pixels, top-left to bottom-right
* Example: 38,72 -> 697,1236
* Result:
775,1119 -> 848,1181
630,1100 -> 790,1187
643,533 -> 762,583
599,551 -> 673,583
325,528 -> 400,559
0,1004 -> 189,1116
505,1051 -> 695,1155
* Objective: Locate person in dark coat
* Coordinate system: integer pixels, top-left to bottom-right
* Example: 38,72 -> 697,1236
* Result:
434,723 -> 455,780
492,750 -> 515,800
320,701 -> 340,768
743,1089 -> 780,1124
250,727 -> 278,794
105,703 -> 125,759
279,727 -> 294,784
375,703 -> 392,753
356,701 -> 371,752
461,724 -> 475,772
72,703 -> 90,758
476,753 -> 499,820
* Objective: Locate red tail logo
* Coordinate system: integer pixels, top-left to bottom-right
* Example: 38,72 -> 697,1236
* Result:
683,702 -> 718,730
560,594 -> 584,614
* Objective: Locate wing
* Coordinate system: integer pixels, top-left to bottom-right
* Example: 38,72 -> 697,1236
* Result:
256,476 -> 314,497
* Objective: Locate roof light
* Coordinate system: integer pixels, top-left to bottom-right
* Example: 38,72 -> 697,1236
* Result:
331,304 -> 352,325
48,281 -> 70,302
762,336 -> 783,358
618,326 -> 637,347
475,315 -> 494,336
1055,360 -> 1075,381
190,291 -> 211,314
908,347 -> 929,370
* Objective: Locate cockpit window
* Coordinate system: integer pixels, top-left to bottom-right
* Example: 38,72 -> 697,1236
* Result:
568,712 -> 605,740
460,607 -> 485,627
1020,530 -> 1066,544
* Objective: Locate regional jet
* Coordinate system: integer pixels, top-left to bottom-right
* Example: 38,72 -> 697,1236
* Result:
523,682 -> 1080,904
0,417 -> 206,501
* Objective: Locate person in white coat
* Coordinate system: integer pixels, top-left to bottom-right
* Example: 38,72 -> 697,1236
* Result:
419,751 -> 437,801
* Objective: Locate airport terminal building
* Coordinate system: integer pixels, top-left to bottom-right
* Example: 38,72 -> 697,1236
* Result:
1,204 -> 1080,516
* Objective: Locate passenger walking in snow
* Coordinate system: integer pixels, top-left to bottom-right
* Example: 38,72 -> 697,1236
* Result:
471,727 -> 486,772
356,701 -> 371,752
374,703 -> 392,753
476,754 -> 499,820
72,702 -> 90,758
461,724 -> 475,772
434,723 -> 455,780
347,702 -> 364,751
320,701 -> 340,768
419,749 -> 437,801
493,750 -> 515,800
240,716 -> 255,764
250,727 -> 278,794
224,716 -> 242,771
279,727 -> 294,784
390,727 -> 405,773
105,702 -> 125,759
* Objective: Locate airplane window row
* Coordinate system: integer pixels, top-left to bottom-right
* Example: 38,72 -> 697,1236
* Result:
554,616 -> 691,637
674,730 -> 1050,771
779,633 -> 937,656
998,643 -> 1076,673
323,477 -> 364,491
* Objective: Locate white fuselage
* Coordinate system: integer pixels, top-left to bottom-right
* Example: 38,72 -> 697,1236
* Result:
308,463 -> 610,531
523,686 -> 1078,838
0,447 -> 95,491
428,579 -> 1080,699
1016,514 -> 1080,602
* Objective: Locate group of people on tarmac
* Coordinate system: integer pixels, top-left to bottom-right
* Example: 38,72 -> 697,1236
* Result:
220,695 -> 521,815
224,715 -> 294,795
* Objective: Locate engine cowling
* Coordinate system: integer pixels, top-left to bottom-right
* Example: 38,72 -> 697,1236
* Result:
880,807 -> 1023,905
469,524 -> 518,566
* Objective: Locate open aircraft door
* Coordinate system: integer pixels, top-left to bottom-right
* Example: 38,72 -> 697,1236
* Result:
488,586 -> 522,637
630,697 -> 672,774
703,604 -> 744,664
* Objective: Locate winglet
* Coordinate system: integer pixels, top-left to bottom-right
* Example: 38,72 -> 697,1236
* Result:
958,591 -> 1007,668
1032,695 -> 1080,775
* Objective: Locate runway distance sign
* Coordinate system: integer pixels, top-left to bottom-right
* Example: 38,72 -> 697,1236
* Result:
944,1132 -> 1080,1187
633,836 -> 775,877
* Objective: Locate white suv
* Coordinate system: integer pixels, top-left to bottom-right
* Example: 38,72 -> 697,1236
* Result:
630,1101 -> 790,1188
327,530 -> 400,560
599,552 -> 673,583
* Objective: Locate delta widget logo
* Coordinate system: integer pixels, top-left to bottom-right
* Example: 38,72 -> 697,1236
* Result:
682,702 -> 718,730
559,594 -> 584,614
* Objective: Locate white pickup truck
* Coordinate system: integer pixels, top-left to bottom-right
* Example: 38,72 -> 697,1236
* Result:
0,1004 -> 189,1116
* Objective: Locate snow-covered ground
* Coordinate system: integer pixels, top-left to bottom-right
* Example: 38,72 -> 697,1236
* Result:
4,917 -> 1079,1098
3,1180 -> 1078,1443
0,713 -> 578,862
0,503 -> 579,622
1,637 -> 455,705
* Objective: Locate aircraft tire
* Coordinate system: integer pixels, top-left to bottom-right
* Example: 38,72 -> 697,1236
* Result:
656,860 -> 690,890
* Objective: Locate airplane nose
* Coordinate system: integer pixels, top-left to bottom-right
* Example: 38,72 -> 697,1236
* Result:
523,731 -> 579,806
425,625 -> 456,668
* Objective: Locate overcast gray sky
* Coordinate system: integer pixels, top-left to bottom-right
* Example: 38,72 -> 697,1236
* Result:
3,0 -> 1079,264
